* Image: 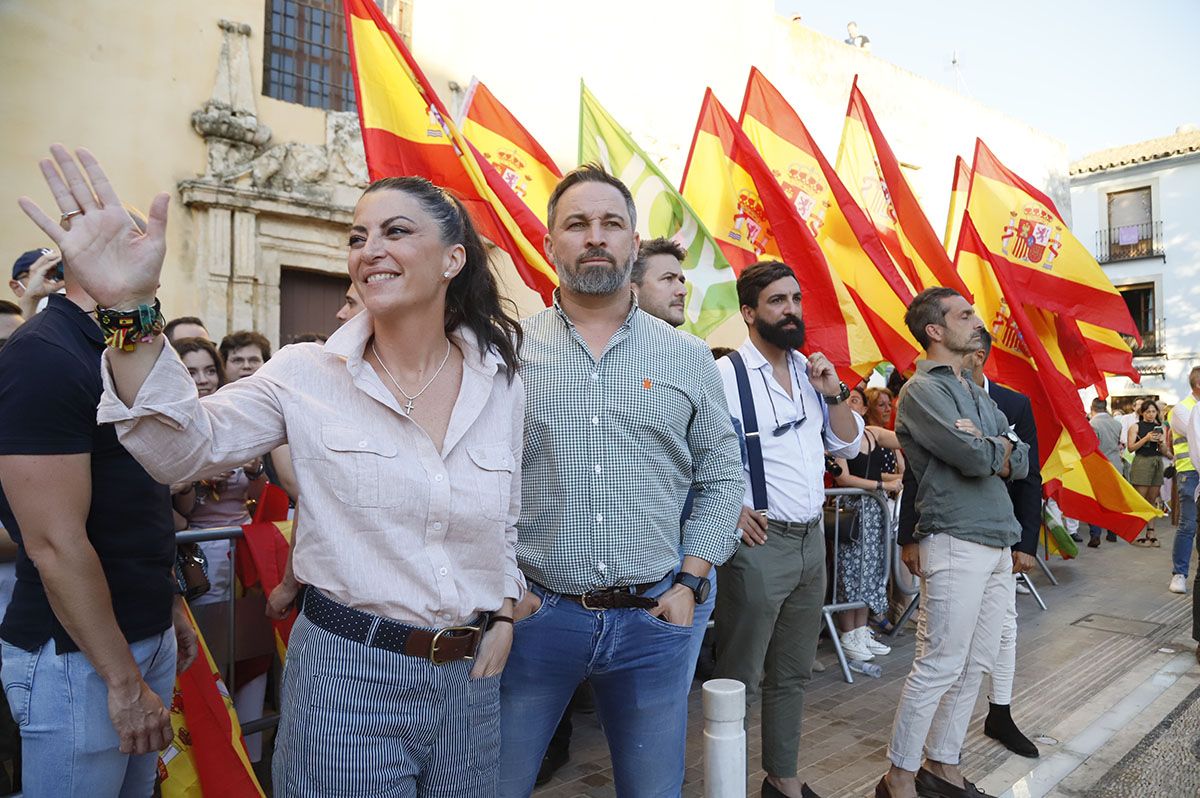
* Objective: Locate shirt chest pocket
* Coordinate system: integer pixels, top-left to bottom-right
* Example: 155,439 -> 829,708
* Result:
466,444 -> 515,522
320,425 -> 404,509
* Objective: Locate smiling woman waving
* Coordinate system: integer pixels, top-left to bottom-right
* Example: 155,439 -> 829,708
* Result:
18,146 -> 525,797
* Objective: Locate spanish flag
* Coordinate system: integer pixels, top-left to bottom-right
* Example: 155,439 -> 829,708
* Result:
459,79 -> 562,226
956,216 -> 1158,540
966,139 -> 1138,340
342,0 -> 557,304
835,77 -> 969,297
237,484 -> 297,662
159,604 -> 263,798
738,68 -> 920,374
956,216 -> 1093,479
680,88 -> 878,382
944,156 -> 971,254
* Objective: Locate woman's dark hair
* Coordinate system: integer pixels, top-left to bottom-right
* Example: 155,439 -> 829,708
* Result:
361,176 -> 523,379
174,337 -> 227,389
1139,400 -> 1160,422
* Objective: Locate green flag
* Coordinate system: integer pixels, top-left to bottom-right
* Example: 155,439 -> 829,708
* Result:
578,82 -> 737,339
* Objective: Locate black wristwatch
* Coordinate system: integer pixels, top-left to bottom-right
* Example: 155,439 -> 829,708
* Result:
674,572 -> 711,604
824,381 -> 851,405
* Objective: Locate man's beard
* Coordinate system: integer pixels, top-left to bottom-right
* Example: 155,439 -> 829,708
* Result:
557,247 -> 633,295
755,314 -> 806,350
946,327 -> 983,355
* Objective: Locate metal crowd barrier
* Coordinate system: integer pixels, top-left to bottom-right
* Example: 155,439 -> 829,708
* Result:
175,525 -> 281,736
821,487 -> 893,684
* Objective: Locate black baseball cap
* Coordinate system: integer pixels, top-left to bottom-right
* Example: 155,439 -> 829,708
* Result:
11,249 -> 49,281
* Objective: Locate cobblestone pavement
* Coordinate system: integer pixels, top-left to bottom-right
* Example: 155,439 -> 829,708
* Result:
533,530 -> 1200,798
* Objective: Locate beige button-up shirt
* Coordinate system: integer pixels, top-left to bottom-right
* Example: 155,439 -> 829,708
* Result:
97,312 -> 525,627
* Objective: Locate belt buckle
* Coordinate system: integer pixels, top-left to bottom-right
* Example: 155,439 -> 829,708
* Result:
580,590 -> 605,611
429,625 -> 479,665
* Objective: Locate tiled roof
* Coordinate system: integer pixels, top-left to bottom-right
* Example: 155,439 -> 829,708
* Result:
1070,129 -> 1200,175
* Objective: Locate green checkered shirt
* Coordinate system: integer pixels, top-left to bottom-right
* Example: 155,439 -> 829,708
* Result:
516,294 -> 744,595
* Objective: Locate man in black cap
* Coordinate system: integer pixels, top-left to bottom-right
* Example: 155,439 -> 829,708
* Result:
8,249 -> 64,318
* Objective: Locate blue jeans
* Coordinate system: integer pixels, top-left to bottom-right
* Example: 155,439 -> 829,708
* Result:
1173,470 -> 1199,576
0,630 -> 176,798
686,574 -> 716,683
499,575 -> 693,797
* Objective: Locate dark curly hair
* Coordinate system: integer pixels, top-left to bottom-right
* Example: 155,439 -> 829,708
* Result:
361,176 -> 522,379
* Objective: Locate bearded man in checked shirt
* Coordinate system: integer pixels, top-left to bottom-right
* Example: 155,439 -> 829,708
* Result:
497,165 -> 745,797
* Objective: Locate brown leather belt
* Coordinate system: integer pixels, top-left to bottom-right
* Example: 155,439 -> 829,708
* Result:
302,587 -> 486,665
551,576 -> 666,610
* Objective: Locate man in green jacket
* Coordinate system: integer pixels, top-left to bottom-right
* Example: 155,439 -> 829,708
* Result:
877,287 -> 1029,798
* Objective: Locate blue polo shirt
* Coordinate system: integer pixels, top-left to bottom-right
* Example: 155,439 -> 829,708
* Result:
0,294 -> 174,653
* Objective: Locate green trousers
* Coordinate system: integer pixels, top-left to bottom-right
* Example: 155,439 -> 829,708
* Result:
713,517 -> 826,777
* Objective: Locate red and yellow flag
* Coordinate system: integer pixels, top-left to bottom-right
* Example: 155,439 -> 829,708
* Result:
680,88 -> 878,382
159,604 -> 263,798
944,156 -> 971,255
966,139 -> 1137,340
956,216 -> 1158,539
739,68 -> 920,374
237,484 -> 297,662
342,0 -> 557,304
460,79 -> 562,227
836,78 -> 969,297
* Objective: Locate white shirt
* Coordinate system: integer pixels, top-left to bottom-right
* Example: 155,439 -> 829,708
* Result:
98,312 -> 525,627
715,340 -> 862,522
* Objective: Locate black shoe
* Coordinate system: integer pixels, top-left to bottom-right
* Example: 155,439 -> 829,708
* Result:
761,777 -> 822,798
535,746 -> 569,787
1069,532 -> 1083,542
1087,536 -> 1100,548
915,767 -> 996,797
1106,531 -> 1118,542
984,702 -> 1039,758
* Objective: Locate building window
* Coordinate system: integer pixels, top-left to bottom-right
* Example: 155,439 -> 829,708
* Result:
1119,282 -> 1158,356
263,0 -> 356,111
1098,186 -> 1162,262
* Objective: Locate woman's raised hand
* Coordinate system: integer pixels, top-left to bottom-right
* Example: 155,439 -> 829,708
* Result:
18,145 -> 168,309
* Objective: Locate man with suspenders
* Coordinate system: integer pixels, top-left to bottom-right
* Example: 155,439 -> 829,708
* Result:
713,261 -> 863,798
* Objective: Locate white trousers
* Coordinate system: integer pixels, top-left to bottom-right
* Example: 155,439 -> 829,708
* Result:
988,583 -> 1018,705
888,534 -> 1014,771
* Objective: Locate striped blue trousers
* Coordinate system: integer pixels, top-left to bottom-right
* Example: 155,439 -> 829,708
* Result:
273,608 -> 501,797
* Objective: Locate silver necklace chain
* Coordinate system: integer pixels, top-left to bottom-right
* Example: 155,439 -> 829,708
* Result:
370,339 -> 452,415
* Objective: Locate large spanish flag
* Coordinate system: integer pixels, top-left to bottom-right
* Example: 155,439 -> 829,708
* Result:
459,79 -> 562,226
342,0 -> 556,304
956,216 -> 1157,539
739,67 -> 919,374
836,77 -> 969,297
944,156 -> 971,254
680,88 -> 878,382
159,603 -> 263,798
966,139 -> 1137,340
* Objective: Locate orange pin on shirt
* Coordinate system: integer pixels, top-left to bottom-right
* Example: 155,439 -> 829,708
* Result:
643,378 -> 653,390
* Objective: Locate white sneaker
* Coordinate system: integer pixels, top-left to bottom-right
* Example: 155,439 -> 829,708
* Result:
1015,581 -> 1031,595
1169,574 -> 1187,594
839,629 -> 874,661
860,626 -> 891,656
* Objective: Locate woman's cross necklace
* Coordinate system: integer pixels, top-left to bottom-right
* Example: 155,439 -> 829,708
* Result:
370,339 -> 452,415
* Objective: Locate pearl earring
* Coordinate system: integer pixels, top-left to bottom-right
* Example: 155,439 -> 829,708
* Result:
443,271 -> 451,278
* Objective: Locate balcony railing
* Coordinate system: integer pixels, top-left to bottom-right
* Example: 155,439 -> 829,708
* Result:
1095,221 -> 1163,263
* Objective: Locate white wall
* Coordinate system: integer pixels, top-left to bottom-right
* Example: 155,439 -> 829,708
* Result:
1070,153 -> 1200,403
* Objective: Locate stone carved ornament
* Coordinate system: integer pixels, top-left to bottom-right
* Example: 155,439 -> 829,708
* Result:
190,19 -> 368,200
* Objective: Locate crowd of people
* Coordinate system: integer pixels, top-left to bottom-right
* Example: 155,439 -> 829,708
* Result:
0,145 -> 1196,798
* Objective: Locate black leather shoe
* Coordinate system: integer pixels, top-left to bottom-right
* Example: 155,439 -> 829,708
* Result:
984,702 -> 1039,758
535,745 -> 569,787
916,767 -> 996,797
760,777 -> 822,798
1106,531 -> 1118,542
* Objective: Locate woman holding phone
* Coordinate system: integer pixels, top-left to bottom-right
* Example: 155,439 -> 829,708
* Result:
1128,400 -> 1171,546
